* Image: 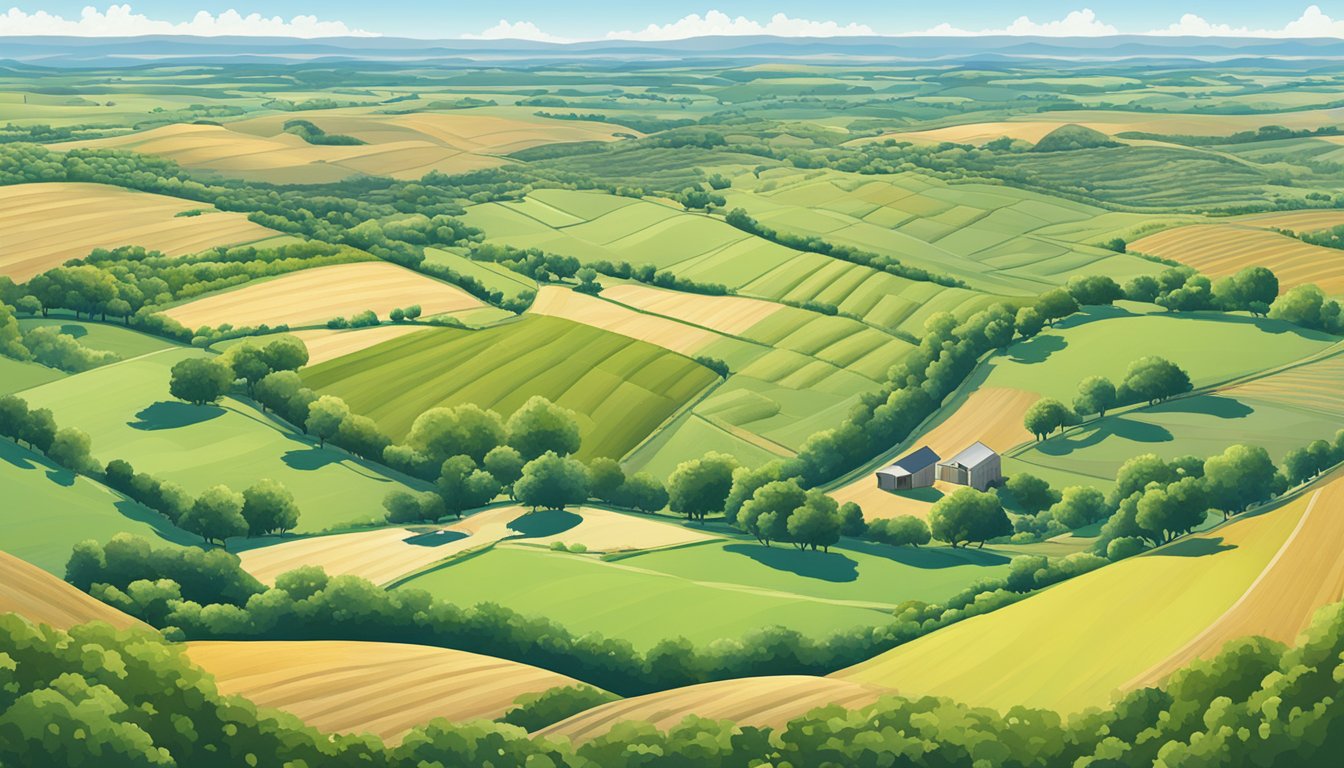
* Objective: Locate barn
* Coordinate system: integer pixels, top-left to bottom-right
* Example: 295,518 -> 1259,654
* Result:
875,446 -> 940,491
936,442 -> 1002,491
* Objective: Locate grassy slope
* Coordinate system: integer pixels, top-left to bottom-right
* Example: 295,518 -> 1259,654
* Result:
18,348 -> 422,533
301,316 -> 718,461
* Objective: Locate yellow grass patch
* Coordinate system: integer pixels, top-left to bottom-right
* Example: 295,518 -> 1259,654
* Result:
602,284 -> 785,335
238,506 -> 524,586
1132,224 -> 1344,295
1129,472 -> 1344,687
284,325 -> 429,365
528,286 -> 718,356
186,640 -> 583,744
0,551 -> 146,631
519,507 -> 719,553
162,262 -> 485,329
0,182 -> 276,281
830,388 -> 1037,520
834,480 -> 1320,714
538,675 -> 886,742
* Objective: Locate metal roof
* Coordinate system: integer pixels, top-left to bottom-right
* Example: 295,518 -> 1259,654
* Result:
876,445 -> 941,477
942,441 -> 997,469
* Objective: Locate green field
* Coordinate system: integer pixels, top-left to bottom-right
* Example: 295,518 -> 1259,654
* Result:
18,318 -> 177,360
0,438 -> 193,574
17,348 -> 424,533
422,247 -> 538,304
302,316 -> 719,460
0,356 -> 64,394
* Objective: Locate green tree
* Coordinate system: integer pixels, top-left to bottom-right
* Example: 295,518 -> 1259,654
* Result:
867,515 -> 932,547
1035,288 -> 1079,326
587,457 -> 626,503
506,396 -> 581,459
1269,284 -> 1342,332
1202,443 -> 1277,518
437,455 -> 499,517
619,472 -> 668,513
1005,473 -> 1060,515
514,452 -> 589,511
305,395 -> 349,448
1135,476 -> 1207,544
839,502 -> 867,537
1213,266 -> 1278,312
224,344 -> 270,396
168,357 -> 233,406
1023,397 -> 1072,441
17,407 -> 56,453
47,427 -> 98,475
737,479 -> 805,546
241,479 -> 300,536
1047,486 -> 1109,529
1118,356 -> 1192,405
404,404 -> 505,464
667,452 -> 739,522
180,485 -> 247,546
928,488 -> 1012,548
261,335 -> 309,372
384,489 -> 444,523
787,490 -> 842,552
483,445 -> 525,489
1073,375 -> 1117,419
1014,306 -> 1044,338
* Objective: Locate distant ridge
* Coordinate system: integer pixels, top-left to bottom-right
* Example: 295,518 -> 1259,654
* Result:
5,34 -> 1344,66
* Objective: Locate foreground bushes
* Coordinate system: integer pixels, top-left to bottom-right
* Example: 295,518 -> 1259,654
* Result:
2,601 -> 1341,766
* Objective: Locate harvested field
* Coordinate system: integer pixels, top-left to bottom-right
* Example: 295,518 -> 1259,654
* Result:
186,640 -> 584,744
0,182 -> 276,280
601,284 -> 785,335
518,507 -> 719,553
835,476 -> 1324,713
528,286 -> 718,356
539,676 -> 887,742
830,388 -> 1037,520
162,262 -> 484,329
284,326 -> 429,365
1128,472 -> 1344,687
238,506 -> 524,586
1131,224 -> 1344,294
0,550 -> 146,631
1234,209 -> 1344,233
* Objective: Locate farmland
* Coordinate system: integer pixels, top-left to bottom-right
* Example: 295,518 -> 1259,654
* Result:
1132,223 -> 1344,295
301,316 -> 719,459
0,182 -> 278,280
0,551 -> 146,631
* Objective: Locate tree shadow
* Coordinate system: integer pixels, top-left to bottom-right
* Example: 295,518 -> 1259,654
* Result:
1173,311 -> 1337,342
1008,333 -> 1067,364
58,324 -> 87,339
1148,396 -> 1254,420
114,500 -> 198,546
281,448 -> 343,471
128,401 -> 224,431
1036,418 -> 1173,455
403,530 -> 469,547
884,486 -> 945,503
845,539 -> 1011,568
1154,536 -> 1236,558
0,442 -> 36,470
724,543 -> 859,582
45,467 -> 76,487
508,509 -> 582,538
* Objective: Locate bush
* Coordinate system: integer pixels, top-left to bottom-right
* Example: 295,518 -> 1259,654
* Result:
499,684 -> 618,731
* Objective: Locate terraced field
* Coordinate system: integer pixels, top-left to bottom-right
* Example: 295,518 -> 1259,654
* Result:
1132,223 -> 1344,295
186,640 -> 585,743
0,182 -> 278,280
57,111 -> 628,184
836,473 -> 1344,714
301,316 -> 719,460
163,262 -> 485,329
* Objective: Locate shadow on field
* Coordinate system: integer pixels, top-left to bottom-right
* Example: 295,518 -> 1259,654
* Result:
45,467 -> 76,487
282,447 -> 343,471
1148,395 -> 1253,420
726,543 -> 859,582
403,530 -> 469,547
129,401 -> 224,431
58,324 -> 87,339
884,486 -> 944,503
116,500 -> 198,546
0,441 -> 37,470
1153,536 -> 1236,558
847,539 -> 1011,569
1036,418 -> 1173,455
508,509 -> 582,538
1008,333 -> 1067,364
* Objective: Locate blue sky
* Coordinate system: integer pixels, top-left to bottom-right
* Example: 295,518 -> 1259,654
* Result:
3,2 -> 1344,39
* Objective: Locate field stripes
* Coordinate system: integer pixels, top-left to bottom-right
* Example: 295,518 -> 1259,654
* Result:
0,550 -> 147,631
1132,224 -> 1344,295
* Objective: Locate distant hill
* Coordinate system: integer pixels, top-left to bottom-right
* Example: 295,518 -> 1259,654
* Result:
1033,124 -> 1120,152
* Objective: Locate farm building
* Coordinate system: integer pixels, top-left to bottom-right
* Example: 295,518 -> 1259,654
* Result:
875,446 -> 941,491
937,442 -> 1002,491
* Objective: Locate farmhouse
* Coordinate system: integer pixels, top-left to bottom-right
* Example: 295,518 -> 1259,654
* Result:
936,442 -> 1002,491
875,446 -> 941,491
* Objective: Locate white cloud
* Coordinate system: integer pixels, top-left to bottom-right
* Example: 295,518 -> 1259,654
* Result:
607,10 -> 873,41
1150,6 -> 1344,37
914,8 -> 1118,37
0,4 -> 372,37
462,19 -> 568,43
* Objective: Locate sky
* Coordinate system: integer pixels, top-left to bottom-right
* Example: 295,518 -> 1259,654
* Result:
4,2 -> 1344,40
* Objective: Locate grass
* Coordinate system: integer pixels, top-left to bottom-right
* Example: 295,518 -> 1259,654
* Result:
0,356 -> 64,395
18,317 -> 176,359
423,247 -> 538,303
0,438 -> 194,574
302,316 -> 719,460
17,348 -> 424,533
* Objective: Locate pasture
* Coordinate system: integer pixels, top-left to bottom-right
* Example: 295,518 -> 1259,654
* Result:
540,676 -> 886,742
162,262 -> 485,330
836,476 -> 1332,713
0,182 -> 278,280
18,348 -> 424,533
1132,223 -> 1344,295
301,316 -> 718,460
0,551 -> 147,631
186,640 -> 585,743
